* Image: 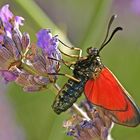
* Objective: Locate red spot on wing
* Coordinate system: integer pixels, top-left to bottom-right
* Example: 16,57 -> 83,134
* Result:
84,67 -> 140,126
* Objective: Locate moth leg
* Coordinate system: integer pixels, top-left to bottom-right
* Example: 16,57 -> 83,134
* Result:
48,72 -> 80,82
48,57 -> 76,70
59,39 -> 82,59
61,60 -> 76,70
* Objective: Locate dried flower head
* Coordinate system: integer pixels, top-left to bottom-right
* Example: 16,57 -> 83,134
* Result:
63,101 -> 113,140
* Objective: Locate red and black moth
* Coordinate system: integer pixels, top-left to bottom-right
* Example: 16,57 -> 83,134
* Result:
52,15 -> 140,127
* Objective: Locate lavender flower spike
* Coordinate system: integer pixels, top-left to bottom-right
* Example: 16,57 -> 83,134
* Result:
15,29 -> 62,92
64,100 -> 113,140
36,29 -> 61,59
0,4 -> 24,36
0,5 -> 61,91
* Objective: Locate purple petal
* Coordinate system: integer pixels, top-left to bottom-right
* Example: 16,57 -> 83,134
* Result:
0,5 -> 13,32
0,70 -> 17,83
101,127 -> 108,140
47,35 -> 59,55
36,29 -> 60,57
23,86 -> 41,92
0,4 -> 13,22
36,29 -> 52,49
0,4 -> 24,35
80,120 -> 94,129
15,16 -> 24,28
34,76 -> 50,85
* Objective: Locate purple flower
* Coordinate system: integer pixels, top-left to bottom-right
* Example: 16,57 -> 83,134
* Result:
0,4 -> 62,92
64,101 -> 113,140
15,72 -> 53,92
0,70 -> 17,83
36,29 -> 61,59
37,29 -> 52,49
0,4 -> 24,36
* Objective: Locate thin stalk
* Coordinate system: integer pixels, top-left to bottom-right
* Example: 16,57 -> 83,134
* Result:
21,62 -> 49,77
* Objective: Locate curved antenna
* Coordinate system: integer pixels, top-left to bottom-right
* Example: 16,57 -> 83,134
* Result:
98,15 -> 123,53
99,27 -> 123,52
99,15 -> 117,50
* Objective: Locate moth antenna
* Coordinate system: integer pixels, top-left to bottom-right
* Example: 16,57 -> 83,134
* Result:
99,27 -> 123,52
99,15 -> 123,53
99,15 -> 117,51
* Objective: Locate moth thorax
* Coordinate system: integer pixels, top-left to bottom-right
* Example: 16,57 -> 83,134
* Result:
94,56 -> 103,67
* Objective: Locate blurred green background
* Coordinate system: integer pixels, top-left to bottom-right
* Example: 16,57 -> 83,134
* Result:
0,0 -> 140,140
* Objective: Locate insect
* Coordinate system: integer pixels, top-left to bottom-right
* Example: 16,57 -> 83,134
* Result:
52,15 -> 140,127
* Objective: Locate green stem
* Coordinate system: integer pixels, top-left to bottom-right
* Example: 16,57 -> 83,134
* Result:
21,63 -> 37,75
21,62 -> 48,78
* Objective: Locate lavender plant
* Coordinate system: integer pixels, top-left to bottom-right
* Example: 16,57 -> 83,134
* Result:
0,4 -> 61,92
0,4 -> 114,140
64,101 -> 113,140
